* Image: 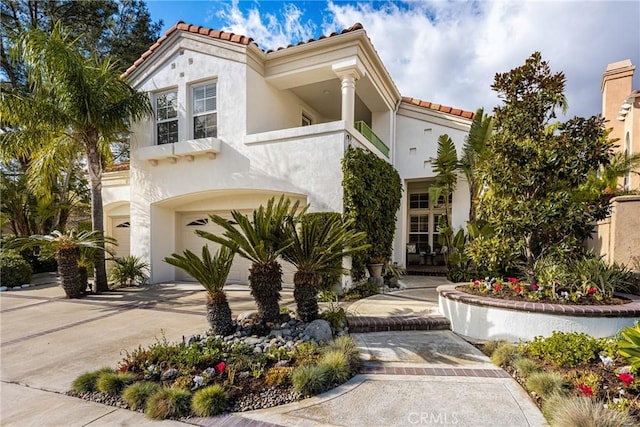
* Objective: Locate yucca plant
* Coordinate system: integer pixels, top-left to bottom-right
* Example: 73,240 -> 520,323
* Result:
198,196 -> 303,323
165,246 -> 235,336
9,230 -> 115,298
618,323 -> 640,370
282,214 -> 368,321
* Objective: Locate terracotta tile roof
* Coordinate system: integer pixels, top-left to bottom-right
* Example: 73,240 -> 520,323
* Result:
122,21 -> 364,78
401,96 -> 475,119
105,162 -> 130,172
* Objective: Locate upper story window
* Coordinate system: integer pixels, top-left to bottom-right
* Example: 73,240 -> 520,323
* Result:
193,83 -> 217,138
156,91 -> 178,145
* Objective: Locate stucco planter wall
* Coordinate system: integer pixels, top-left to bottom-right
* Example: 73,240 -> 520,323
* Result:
438,284 -> 640,342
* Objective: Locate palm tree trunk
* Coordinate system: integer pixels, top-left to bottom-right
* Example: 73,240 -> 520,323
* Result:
293,270 -> 321,322
248,261 -> 282,323
206,291 -> 234,336
56,247 -> 83,298
85,136 -> 108,293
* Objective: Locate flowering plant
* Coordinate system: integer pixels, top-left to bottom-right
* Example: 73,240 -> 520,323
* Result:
368,255 -> 386,264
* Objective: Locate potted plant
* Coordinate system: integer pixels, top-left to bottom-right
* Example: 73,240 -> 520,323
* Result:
367,255 -> 386,278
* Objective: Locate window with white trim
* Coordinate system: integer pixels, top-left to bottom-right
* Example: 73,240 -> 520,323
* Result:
193,83 -> 217,139
156,91 -> 178,145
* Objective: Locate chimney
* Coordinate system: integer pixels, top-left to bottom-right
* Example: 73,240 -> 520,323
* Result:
601,59 -> 635,143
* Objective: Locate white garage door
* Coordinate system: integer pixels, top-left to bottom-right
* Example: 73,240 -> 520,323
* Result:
110,216 -> 131,259
179,211 -> 296,285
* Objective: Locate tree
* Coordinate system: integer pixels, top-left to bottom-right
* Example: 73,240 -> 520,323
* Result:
165,246 -> 235,336
10,230 -> 113,298
197,196 -> 303,323
477,52 -> 613,279
459,108 -> 493,225
428,134 -> 458,267
282,214 -> 369,322
0,24 -> 153,292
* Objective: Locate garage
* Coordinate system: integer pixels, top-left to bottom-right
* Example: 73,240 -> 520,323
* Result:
178,211 -> 296,285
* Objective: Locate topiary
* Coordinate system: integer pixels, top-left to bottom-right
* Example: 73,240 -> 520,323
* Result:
95,371 -> 136,395
122,381 -> 162,410
292,364 -> 330,396
71,368 -> 114,393
145,387 -> 192,420
0,250 -> 32,288
191,384 -> 228,417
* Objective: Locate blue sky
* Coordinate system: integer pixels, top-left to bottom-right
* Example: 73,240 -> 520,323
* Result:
145,1 -> 640,120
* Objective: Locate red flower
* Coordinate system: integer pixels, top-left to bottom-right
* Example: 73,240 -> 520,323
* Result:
619,373 -> 634,386
508,277 -> 519,284
587,287 -> 597,295
514,285 -> 522,293
531,284 -> 539,291
577,383 -> 593,397
473,280 -> 481,287
494,284 -> 502,292
216,362 -> 226,373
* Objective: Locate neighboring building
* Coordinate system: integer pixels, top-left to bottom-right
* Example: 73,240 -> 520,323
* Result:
103,22 -> 473,284
588,60 -> 640,268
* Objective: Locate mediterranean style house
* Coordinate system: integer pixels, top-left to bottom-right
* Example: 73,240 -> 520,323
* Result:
103,22 -> 474,284
587,60 -> 640,268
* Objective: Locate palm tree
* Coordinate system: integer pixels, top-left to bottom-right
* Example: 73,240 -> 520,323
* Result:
282,214 -> 369,322
459,108 -> 493,225
197,196 -> 303,323
0,23 -> 153,292
429,134 -> 459,266
9,230 -> 114,298
164,246 -> 235,336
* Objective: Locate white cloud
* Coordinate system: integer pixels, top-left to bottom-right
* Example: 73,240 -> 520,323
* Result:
214,0 -> 640,119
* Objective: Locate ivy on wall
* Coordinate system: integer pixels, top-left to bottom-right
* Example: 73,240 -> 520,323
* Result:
342,147 -> 402,278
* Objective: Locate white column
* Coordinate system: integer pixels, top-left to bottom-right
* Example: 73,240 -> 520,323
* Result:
332,59 -> 365,129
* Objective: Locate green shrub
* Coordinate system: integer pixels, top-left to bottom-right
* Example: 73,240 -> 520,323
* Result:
95,371 -> 136,395
320,350 -> 350,384
526,372 -> 567,399
264,367 -> 293,388
343,281 -> 380,301
465,235 -> 522,278
571,256 -> 638,297
70,368 -> 114,393
543,395 -> 636,427
292,364 -> 331,396
145,387 -> 192,420
319,304 -> 346,329
513,358 -> 541,379
526,332 -> 600,367
482,340 -> 508,357
318,290 -> 337,302
122,381 -> 161,410
0,250 -> 32,288
490,342 -> 521,367
191,384 -> 228,417
292,341 -> 320,367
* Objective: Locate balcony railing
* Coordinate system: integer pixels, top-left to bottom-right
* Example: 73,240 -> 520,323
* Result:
354,121 -> 389,157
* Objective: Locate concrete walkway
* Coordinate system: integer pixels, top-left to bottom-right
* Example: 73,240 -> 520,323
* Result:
0,274 -> 546,426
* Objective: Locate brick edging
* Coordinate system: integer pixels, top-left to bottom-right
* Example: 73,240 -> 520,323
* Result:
347,315 -> 450,333
437,285 -> 640,317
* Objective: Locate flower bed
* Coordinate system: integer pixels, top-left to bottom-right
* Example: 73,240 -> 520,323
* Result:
438,284 -> 640,341
482,330 -> 640,425
67,316 -> 361,421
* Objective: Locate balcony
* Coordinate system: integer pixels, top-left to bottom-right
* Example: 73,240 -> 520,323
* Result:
354,121 -> 389,158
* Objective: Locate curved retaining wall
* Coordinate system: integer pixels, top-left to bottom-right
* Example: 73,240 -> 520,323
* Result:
437,284 -> 640,342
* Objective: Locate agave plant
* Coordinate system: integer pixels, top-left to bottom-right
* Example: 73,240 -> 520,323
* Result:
9,230 -> 115,298
198,196 -> 303,323
164,246 -> 235,335
282,214 -> 369,322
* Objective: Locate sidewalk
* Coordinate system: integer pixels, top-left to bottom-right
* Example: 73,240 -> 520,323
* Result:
1,274 -> 546,426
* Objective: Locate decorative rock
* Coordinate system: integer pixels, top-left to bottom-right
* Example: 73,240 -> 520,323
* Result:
160,368 -> 178,381
21,284 -> 30,288
186,335 -> 198,345
245,337 -> 262,346
253,346 -> 263,354
303,319 -> 333,343
281,329 -> 292,337
203,367 -> 216,377
237,310 -> 260,322
0,287 -> 7,292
